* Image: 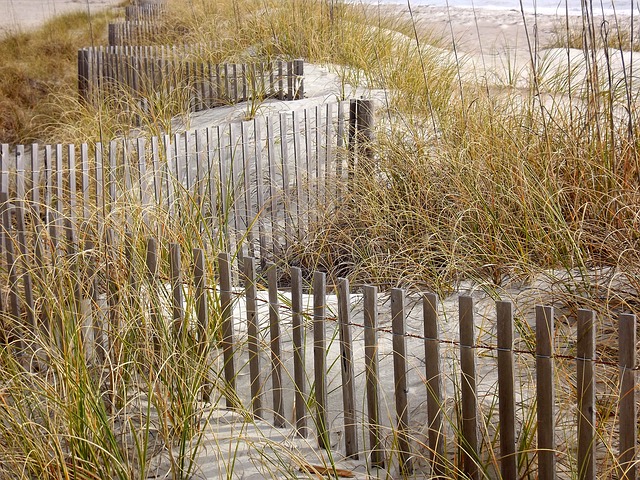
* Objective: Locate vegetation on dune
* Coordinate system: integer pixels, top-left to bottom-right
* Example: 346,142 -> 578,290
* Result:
0,10 -> 119,144
2,0 -> 640,477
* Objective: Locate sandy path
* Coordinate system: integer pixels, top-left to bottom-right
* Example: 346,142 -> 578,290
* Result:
0,0 -> 123,36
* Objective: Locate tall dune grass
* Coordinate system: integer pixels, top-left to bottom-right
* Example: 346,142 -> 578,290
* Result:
1,0 -> 640,477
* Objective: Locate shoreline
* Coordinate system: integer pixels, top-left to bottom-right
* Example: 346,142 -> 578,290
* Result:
367,3 -> 636,56
357,0 -> 635,16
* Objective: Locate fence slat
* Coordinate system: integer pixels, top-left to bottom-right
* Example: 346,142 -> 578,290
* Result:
287,61 -> 293,101
218,252 -> 237,410
95,143 -> 104,232
82,235 -> 102,365
124,232 -> 140,319
291,266 -> 308,437
280,112 -> 292,250
2,195 -> 22,353
151,137 -> 162,213
336,101 -> 345,200
424,293 -> 444,477
108,140 -> 117,213
194,129 -> 205,234
15,200 -> 35,335
619,313 -> 636,480
459,295 -> 479,480
229,124 -> 243,256
134,138 -> 146,228
391,288 -> 412,474
292,111 -> 303,239
294,59 -> 304,99
266,116 -> 278,252
337,277 -> 358,459
205,126 -> 216,231
244,256 -> 263,419
64,217 -> 82,332
81,143 -> 90,225
241,121 -> 254,256
44,145 -> 58,253
145,237 -> 161,359
193,248 -> 209,402
267,263 -> 285,427
164,134 -> 175,218
15,152 -> 35,335
496,300 -> 517,480
55,144 -> 64,249
67,145 -> 77,226
104,228 -> 118,412
536,305 -> 556,480
313,270 -> 329,449
0,144 -> 7,195
215,126 -> 231,251
304,109 -> 313,228
30,143 -> 40,213
363,285 -> 383,468
577,309 -> 596,480
255,119 -> 267,262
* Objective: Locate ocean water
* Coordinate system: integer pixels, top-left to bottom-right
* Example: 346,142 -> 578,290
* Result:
360,0 -> 635,16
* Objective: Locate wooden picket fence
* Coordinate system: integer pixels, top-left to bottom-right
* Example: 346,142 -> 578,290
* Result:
82,0 -> 304,118
77,45 -> 304,110
110,2 -> 168,46
0,101 -> 638,478
0,211 -> 636,479
107,20 -> 168,46
0,100 -> 373,260
124,4 -> 166,22
209,258 -> 638,480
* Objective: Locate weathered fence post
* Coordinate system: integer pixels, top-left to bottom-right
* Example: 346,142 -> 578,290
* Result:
294,59 -> 304,100
244,256 -> 263,419
193,248 -> 210,402
424,293 -> 445,477
356,99 -> 374,171
15,149 -> 35,337
577,309 -> 596,480
1,193 -> 22,353
102,228 -> 119,412
145,237 -> 161,359
267,263 -> 285,427
496,300 -> 517,480
0,143 -> 7,195
169,243 -> 184,341
391,288 -> 412,474
363,285 -> 384,468
291,266 -> 308,437
337,277 -> 358,459
108,23 -> 116,47
347,99 -> 357,185
78,49 -> 90,103
286,61 -> 293,101
536,305 -> 556,480
218,252 -> 238,410
618,313 -> 636,480
347,99 -> 375,185
125,232 -> 140,317
313,270 -> 329,449
64,218 -> 83,348
459,295 -> 479,480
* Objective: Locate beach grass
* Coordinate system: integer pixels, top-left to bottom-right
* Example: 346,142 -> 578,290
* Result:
1,0 -> 640,477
